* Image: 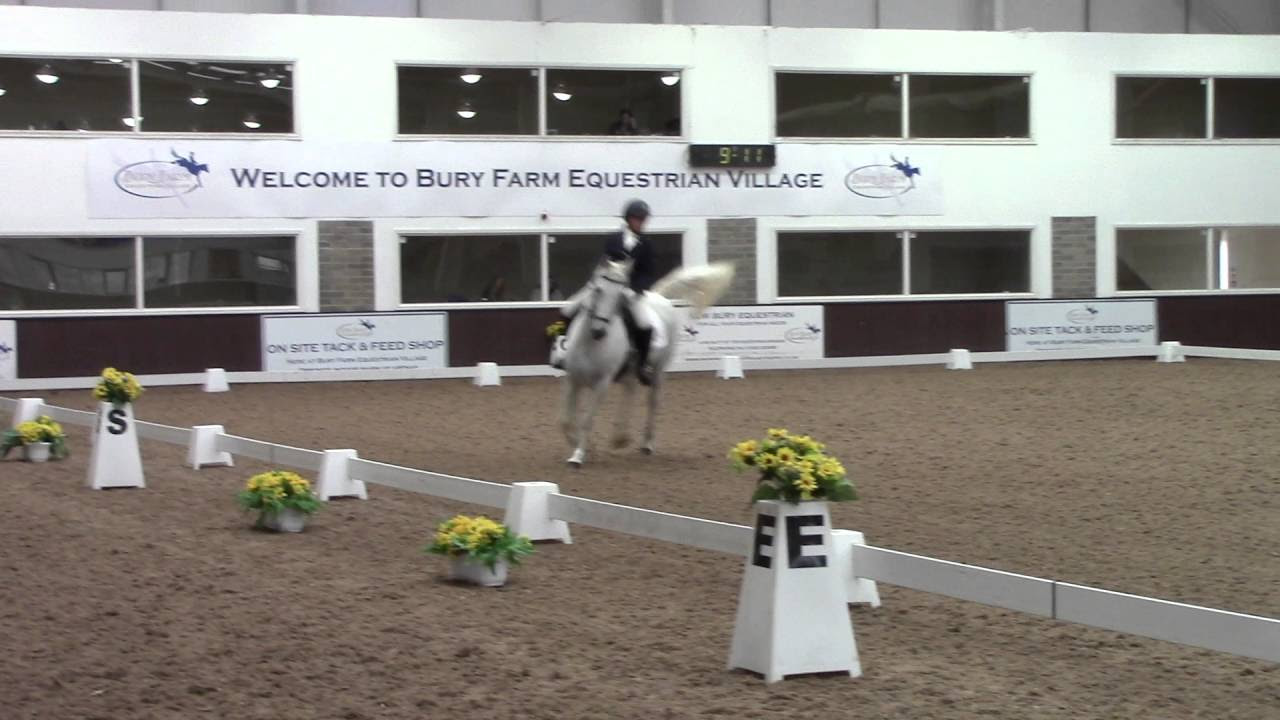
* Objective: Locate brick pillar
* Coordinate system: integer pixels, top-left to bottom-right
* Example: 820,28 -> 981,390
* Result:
707,218 -> 757,305
1052,216 -> 1097,299
318,220 -> 375,312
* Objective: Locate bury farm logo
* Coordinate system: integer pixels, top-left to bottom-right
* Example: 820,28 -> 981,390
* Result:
114,149 -> 210,199
0,342 -> 12,359
336,318 -> 376,340
681,325 -> 701,339
1066,305 -> 1100,324
844,155 -> 922,199
785,324 -> 822,344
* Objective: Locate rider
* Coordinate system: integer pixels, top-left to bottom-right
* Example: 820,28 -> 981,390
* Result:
550,199 -> 667,385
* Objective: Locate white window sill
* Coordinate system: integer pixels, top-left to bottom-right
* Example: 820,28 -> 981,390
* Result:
1113,289 -> 1280,296
776,293 -> 1037,303
394,134 -> 685,142
0,306 -> 302,319
776,137 -> 1034,145
1112,138 -> 1280,145
0,131 -> 300,140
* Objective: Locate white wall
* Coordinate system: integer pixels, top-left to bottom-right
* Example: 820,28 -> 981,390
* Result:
0,5 -> 1278,306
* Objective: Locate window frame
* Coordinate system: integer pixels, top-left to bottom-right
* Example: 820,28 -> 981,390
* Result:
1112,73 -> 1280,145
393,62 -> 687,142
393,226 -> 691,309
1112,223 -> 1280,296
770,225 -> 1038,303
771,68 -> 1035,144
0,53 -> 300,140
0,231 -> 305,316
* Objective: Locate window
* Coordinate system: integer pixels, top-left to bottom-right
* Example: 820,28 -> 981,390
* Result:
546,69 -> 681,137
1117,227 -> 1280,291
144,236 -> 295,307
0,235 -> 296,311
776,72 -> 1029,139
777,229 -> 1030,298
0,57 -> 132,131
139,61 -> 293,133
0,237 -> 134,309
0,56 -> 293,134
400,232 -> 684,304
776,73 -> 900,138
398,66 -> 537,135
396,66 -> 682,137
778,232 -> 901,295
1117,76 -> 1280,140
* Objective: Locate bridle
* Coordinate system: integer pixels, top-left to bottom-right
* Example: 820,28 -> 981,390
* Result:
584,262 -> 630,340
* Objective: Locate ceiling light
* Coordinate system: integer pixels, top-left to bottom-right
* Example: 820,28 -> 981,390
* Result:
0,84 -> 6,97
243,114 -> 261,130
660,71 -> 680,86
108,58 -> 124,64
35,65 -> 59,84
456,101 -> 476,119
551,82 -> 572,102
258,70 -> 282,89
459,69 -> 482,84
189,88 -> 209,106
121,115 -> 141,128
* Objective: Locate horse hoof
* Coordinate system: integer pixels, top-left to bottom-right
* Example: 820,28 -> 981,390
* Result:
566,450 -> 585,466
640,445 -> 654,455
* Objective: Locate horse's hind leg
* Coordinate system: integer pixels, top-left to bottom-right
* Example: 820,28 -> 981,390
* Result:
641,375 -> 662,454
611,374 -> 637,449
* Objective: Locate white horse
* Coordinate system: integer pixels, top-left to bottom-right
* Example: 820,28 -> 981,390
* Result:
559,259 -> 734,466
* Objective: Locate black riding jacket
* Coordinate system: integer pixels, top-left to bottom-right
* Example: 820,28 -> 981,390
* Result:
603,230 -> 656,293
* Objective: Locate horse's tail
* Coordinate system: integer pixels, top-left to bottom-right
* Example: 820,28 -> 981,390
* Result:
651,262 -> 736,319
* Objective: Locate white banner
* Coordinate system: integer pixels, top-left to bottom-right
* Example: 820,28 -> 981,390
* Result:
0,320 -> 15,381
675,306 -> 824,363
1006,300 -> 1157,351
262,313 -> 447,372
86,140 -> 942,218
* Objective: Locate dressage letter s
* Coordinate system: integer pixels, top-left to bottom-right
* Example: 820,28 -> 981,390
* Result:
106,408 -> 128,436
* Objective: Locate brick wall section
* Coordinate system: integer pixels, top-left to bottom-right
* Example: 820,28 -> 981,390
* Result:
706,218 -> 757,304
1052,216 -> 1097,299
318,220 -> 375,312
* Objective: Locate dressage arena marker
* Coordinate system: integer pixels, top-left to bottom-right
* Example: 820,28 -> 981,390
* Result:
946,348 -> 974,370
718,355 -> 745,379
202,368 -> 231,393
187,424 -> 234,470
10,396 -> 43,426
6,349 -> 1280,668
87,402 -> 145,490
474,362 -> 501,387
317,448 -> 368,501
505,481 -> 573,544
1157,341 -> 1186,363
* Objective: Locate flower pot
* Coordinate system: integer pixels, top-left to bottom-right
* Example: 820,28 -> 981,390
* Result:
259,507 -> 308,533
24,442 -> 52,463
449,555 -> 509,587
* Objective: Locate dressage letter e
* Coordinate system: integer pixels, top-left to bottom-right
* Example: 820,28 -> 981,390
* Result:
107,408 -> 128,436
786,515 -> 827,569
751,513 -> 776,569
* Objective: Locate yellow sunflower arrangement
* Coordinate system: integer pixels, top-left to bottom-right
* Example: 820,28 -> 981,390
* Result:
92,367 -> 144,406
426,514 -> 534,571
546,319 -> 567,340
236,470 -> 321,515
730,428 -> 856,504
1,415 -> 69,460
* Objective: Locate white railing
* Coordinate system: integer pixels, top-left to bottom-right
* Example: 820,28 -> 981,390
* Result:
5,386 -> 1279,665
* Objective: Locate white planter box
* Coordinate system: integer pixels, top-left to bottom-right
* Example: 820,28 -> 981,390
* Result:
449,556 -> 509,587
259,507 -> 308,533
24,442 -> 51,463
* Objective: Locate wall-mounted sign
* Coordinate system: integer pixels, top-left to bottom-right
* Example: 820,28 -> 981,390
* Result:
1006,300 -> 1157,351
261,313 -> 448,372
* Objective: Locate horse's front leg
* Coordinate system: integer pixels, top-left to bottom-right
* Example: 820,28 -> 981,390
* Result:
611,374 -> 637,449
641,374 -> 662,454
567,378 -> 610,467
560,379 -> 580,448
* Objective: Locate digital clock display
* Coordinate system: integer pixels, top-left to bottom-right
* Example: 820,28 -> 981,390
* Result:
688,144 -> 776,168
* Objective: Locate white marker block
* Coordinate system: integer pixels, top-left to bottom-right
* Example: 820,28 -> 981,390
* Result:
12,397 -> 43,427
830,529 -> 882,608
87,402 -> 144,490
947,348 -> 973,370
317,449 -> 367,501
187,424 -> 233,470
718,355 -> 745,379
474,362 -> 501,387
202,368 -> 230,392
1157,341 -> 1185,363
503,481 -> 572,544
729,499 -> 861,683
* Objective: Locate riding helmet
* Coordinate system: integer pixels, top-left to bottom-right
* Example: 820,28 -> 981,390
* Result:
623,199 -> 651,220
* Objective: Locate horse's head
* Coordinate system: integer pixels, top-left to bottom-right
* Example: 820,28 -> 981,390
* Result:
584,257 -> 631,341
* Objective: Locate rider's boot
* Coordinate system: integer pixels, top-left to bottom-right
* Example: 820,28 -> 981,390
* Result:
634,327 -> 655,386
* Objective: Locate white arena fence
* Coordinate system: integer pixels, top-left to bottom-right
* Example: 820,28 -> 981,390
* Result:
2,389 -> 1277,666
2,341 -> 1263,393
